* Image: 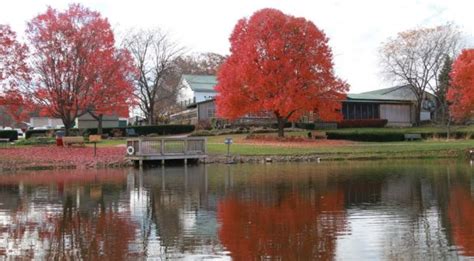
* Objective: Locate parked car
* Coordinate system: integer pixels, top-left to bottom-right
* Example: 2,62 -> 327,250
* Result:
15,128 -> 25,139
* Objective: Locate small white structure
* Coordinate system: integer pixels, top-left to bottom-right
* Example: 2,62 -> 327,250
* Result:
177,74 -> 217,106
29,117 -> 63,129
75,113 -> 122,129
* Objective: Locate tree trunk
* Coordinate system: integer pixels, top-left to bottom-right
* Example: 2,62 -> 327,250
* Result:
63,120 -> 74,136
414,101 -> 422,126
440,104 -> 446,125
147,111 -> 154,125
277,116 -> 286,138
97,114 -> 103,135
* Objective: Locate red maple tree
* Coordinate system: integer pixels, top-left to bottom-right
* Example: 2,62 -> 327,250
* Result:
216,9 -> 348,137
24,4 -> 135,134
0,25 -> 31,125
447,49 -> 474,122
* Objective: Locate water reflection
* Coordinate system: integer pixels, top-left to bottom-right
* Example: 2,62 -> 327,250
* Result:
0,161 -> 471,259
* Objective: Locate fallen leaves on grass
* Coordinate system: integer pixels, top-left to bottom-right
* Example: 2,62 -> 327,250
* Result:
241,136 -> 354,147
0,146 -> 128,170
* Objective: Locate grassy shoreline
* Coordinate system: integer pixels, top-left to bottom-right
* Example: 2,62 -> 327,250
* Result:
206,134 -> 474,160
2,128 -> 473,171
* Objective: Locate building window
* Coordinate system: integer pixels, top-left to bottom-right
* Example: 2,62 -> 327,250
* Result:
342,102 -> 380,120
208,108 -> 215,118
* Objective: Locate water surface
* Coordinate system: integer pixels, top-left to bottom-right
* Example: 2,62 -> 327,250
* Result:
0,161 -> 472,260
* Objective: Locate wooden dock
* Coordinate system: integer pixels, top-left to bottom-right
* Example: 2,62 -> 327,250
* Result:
126,137 -> 207,167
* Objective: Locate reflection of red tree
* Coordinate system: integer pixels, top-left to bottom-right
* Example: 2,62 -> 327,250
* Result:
6,200 -> 137,259
0,170 -> 126,186
218,190 -> 346,260
448,186 -> 474,256
47,207 -> 136,259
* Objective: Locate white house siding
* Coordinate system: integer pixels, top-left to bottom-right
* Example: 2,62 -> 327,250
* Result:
75,114 -> 119,129
30,117 -> 63,128
195,92 -> 216,103
177,81 -> 194,104
380,104 -> 412,126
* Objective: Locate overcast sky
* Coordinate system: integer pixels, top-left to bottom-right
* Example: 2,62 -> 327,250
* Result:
1,0 -> 473,93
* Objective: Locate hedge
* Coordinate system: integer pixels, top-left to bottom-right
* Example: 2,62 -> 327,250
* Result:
0,130 -> 18,141
326,129 -> 474,142
25,129 -> 51,139
83,125 -> 195,137
327,131 -> 405,142
25,125 -> 195,139
295,122 -> 337,130
337,119 -> 388,128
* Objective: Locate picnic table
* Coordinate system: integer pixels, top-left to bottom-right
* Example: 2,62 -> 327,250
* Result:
404,133 -> 422,141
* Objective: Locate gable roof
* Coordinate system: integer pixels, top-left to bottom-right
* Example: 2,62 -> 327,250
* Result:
347,85 -> 417,102
181,74 -> 217,92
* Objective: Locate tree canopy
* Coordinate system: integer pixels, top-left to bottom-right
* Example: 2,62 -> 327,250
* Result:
215,9 -> 348,137
379,24 -> 461,124
0,4 -> 136,133
447,49 -> 474,121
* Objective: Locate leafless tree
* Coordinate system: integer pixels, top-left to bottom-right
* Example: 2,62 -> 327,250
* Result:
122,29 -> 184,125
380,23 -> 461,125
174,52 -> 227,75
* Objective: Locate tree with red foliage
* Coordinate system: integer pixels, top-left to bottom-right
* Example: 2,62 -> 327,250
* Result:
82,49 -> 136,134
216,9 -> 348,137
0,25 -> 31,126
25,4 -> 135,134
0,89 -> 33,125
447,49 -> 474,122
0,25 -> 29,88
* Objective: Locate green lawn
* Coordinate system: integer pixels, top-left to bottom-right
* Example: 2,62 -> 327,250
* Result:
325,125 -> 474,134
207,133 -> 474,159
13,126 -> 474,160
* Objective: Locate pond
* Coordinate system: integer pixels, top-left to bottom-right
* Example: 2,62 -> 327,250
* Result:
0,161 -> 472,259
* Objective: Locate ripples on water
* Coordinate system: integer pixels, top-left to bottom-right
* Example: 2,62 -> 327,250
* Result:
0,161 -> 472,260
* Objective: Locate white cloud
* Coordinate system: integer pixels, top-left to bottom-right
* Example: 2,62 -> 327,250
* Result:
1,0 -> 473,93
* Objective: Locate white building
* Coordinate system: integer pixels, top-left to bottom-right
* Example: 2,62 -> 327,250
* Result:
177,74 -> 217,106
29,117 -> 63,129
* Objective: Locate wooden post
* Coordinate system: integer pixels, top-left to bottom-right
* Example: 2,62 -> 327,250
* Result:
139,159 -> 143,168
160,139 -> 164,155
138,139 -> 142,155
184,139 -> 188,155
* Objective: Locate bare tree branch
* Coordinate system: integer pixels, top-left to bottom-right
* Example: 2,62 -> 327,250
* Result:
122,29 -> 184,124
379,23 -> 461,125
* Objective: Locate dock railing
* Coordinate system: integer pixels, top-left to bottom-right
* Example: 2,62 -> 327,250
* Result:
126,137 -> 207,157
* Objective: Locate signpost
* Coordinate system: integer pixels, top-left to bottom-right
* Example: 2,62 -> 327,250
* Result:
89,135 -> 102,156
224,137 -> 233,163
224,137 -> 233,157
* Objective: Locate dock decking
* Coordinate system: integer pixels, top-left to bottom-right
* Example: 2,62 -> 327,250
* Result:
126,137 -> 207,167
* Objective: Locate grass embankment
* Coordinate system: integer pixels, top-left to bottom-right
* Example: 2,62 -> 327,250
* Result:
206,130 -> 474,160
3,126 -> 473,169
61,127 -> 474,160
